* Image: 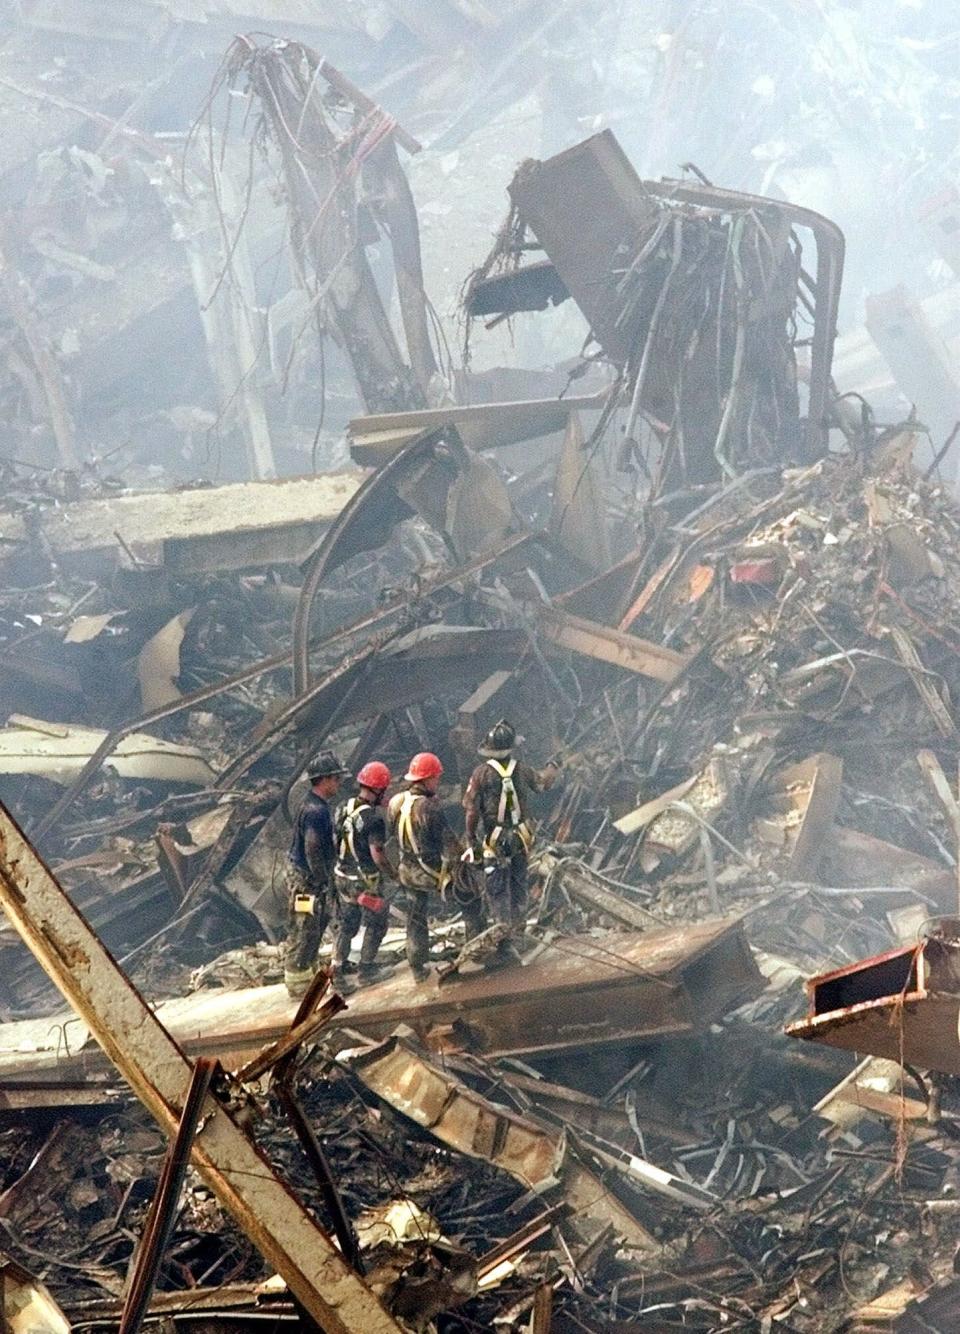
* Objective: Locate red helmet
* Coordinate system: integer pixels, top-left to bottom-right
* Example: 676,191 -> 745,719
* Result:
357,760 -> 391,791
405,752 -> 443,782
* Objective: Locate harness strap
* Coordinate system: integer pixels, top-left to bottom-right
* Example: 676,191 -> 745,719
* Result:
337,797 -> 370,861
397,791 -> 441,884
483,758 -> 535,858
486,757 -> 521,825
338,796 -> 383,890
483,821 -> 533,857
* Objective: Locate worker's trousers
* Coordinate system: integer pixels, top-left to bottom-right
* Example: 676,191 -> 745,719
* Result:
453,862 -> 488,942
334,873 -> 389,968
483,851 -> 529,930
283,863 -> 334,994
397,861 -> 437,976
398,863 -> 488,978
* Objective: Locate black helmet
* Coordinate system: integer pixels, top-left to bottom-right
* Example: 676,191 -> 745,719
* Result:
478,719 -> 519,759
307,750 -> 347,781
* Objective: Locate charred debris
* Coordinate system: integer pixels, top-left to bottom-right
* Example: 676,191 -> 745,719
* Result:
3,7 -> 960,1334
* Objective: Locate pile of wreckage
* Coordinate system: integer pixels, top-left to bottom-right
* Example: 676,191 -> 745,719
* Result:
4,16 -> 960,1334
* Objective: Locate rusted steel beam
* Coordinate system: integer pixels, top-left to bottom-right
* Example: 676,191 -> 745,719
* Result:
119,1058 -> 216,1334
531,1284 -> 553,1333
278,1085 -> 365,1277
0,919 -> 764,1099
315,57 -> 421,157
234,991 -> 347,1086
0,801 -> 404,1334
536,605 -> 688,684
270,969 -> 365,1278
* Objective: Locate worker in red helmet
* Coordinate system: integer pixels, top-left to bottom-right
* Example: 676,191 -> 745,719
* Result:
463,719 -> 560,961
388,752 -> 482,981
332,761 -> 394,988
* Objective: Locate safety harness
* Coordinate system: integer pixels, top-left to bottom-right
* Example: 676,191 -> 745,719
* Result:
483,758 -> 533,858
396,790 -> 449,890
336,796 -> 380,888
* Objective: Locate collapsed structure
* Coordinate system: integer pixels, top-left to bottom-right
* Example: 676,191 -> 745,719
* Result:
3,6 -> 960,1334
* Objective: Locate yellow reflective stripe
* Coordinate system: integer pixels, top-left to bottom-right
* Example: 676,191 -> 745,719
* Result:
346,798 -> 367,865
337,797 -> 355,861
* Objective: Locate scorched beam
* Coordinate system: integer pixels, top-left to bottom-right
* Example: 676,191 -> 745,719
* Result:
0,801 -> 403,1334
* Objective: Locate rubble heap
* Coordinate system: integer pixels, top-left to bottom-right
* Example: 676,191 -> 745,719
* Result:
1,9 -> 960,1334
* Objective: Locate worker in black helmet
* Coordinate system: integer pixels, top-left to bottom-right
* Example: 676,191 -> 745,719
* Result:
463,720 -> 560,957
283,749 -> 348,998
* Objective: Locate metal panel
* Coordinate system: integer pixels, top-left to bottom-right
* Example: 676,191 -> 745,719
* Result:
509,131 -> 659,365
786,932 -> 960,1076
350,1036 -> 659,1252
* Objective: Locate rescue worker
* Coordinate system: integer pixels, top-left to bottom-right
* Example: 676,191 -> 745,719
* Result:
283,750 -> 347,997
388,752 -> 483,982
331,760 -> 393,988
463,720 -> 560,954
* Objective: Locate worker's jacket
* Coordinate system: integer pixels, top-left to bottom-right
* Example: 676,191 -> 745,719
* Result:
287,791 -> 335,886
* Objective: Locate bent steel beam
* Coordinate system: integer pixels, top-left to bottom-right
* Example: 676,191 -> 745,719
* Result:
651,176 -> 845,460
0,801 -> 403,1334
32,532 -> 535,844
292,429 -> 441,694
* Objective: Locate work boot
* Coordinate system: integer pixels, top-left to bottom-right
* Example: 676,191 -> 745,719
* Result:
357,962 -> 390,987
490,940 -> 522,969
411,964 -> 432,984
334,959 -> 359,975
331,962 -> 357,994
284,966 -> 314,999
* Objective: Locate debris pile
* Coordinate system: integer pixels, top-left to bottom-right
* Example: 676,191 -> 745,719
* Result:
2,7 -> 960,1333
